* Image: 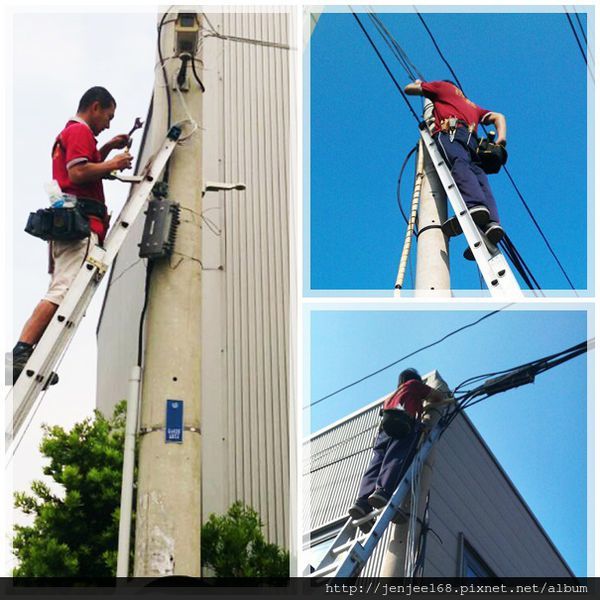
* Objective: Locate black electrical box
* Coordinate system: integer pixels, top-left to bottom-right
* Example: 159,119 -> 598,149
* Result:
139,199 -> 180,260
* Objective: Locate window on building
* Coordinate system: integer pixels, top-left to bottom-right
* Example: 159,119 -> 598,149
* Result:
461,537 -> 497,578
305,520 -> 345,574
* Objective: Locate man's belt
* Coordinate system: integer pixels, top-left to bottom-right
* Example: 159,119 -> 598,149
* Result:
439,118 -> 476,133
76,197 -> 107,220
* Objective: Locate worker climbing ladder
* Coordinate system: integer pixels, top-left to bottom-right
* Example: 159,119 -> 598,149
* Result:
310,416 -> 445,579
418,123 -> 522,297
5,124 -> 185,452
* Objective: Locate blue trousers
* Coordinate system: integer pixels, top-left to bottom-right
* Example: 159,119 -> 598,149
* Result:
356,428 -> 419,501
435,128 -> 501,224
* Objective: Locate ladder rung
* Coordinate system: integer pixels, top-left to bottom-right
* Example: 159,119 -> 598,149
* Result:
332,538 -> 364,556
311,563 -> 339,578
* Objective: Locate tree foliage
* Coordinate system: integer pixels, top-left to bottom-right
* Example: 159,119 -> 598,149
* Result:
201,501 -> 289,577
12,402 -> 128,577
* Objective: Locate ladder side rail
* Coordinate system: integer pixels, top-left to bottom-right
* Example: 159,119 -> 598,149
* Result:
7,130 -> 182,441
418,127 -> 522,296
8,264 -> 102,440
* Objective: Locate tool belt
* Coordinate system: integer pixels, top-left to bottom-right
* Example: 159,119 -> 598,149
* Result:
380,407 -> 415,440
476,138 -> 508,174
25,198 -> 107,242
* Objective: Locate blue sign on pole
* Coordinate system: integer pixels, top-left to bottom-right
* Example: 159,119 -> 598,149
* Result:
165,400 -> 184,443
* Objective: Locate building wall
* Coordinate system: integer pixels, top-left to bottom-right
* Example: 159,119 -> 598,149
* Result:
96,9 -> 291,548
305,397 -> 573,576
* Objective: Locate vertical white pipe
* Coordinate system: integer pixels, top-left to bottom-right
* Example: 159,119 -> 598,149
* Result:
116,365 -> 141,577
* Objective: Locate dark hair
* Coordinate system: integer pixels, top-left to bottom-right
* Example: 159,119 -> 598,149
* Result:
77,86 -> 116,112
398,368 -> 421,386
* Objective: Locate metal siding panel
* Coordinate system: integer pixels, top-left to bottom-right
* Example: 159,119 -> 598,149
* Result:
219,10 -> 290,547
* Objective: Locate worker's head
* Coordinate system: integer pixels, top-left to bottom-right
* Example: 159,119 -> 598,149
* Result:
77,87 -> 117,136
398,368 -> 422,386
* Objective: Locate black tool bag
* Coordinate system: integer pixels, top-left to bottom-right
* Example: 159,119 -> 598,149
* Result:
380,408 -> 415,440
25,206 -> 90,241
476,138 -> 508,174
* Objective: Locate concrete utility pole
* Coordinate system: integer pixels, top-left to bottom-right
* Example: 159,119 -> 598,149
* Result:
414,100 -> 451,296
134,9 -> 204,577
380,371 -> 452,577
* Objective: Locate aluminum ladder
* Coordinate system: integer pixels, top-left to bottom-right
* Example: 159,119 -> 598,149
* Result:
311,420 -> 443,579
5,124 -> 183,452
418,123 -> 523,297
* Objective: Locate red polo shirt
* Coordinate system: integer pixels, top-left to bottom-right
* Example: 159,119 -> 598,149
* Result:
421,81 -> 491,133
383,379 -> 433,419
52,119 -> 108,241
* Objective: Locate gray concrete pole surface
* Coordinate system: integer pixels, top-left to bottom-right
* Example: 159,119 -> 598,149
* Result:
133,9 -> 204,577
414,100 -> 451,296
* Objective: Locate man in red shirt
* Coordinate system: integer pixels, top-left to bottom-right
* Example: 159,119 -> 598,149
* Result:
7,86 -> 133,385
405,79 -> 507,246
348,368 -> 446,531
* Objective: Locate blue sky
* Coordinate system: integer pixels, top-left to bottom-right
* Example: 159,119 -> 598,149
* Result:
308,9 -> 591,293
309,307 -> 589,576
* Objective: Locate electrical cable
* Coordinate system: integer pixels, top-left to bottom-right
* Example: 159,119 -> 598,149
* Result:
413,9 -> 577,291
564,10 -> 589,66
307,305 -> 512,409
564,8 -> 595,81
137,261 -> 155,367
500,165 -> 576,291
396,144 -> 418,227
572,7 -> 588,44
413,10 -> 464,92
157,9 -> 173,183
367,11 -> 425,81
350,10 -> 421,123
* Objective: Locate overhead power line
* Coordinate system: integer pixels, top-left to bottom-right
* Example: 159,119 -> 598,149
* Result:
367,10 -> 425,81
350,10 -> 421,123
308,305 -> 513,409
413,9 -> 464,91
563,7 -> 595,82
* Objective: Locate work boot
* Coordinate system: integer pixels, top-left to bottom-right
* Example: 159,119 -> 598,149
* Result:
348,499 -> 376,534
5,345 -> 33,386
368,488 -> 390,509
5,345 -> 59,388
441,205 -> 491,238
484,221 -> 505,245
348,499 -> 371,521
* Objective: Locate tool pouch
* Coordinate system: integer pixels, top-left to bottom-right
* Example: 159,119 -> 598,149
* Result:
25,206 -> 90,241
380,408 -> 415,440
476,138 -> 508,174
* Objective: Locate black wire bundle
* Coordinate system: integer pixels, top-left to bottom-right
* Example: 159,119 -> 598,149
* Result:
440,339 -> 593,433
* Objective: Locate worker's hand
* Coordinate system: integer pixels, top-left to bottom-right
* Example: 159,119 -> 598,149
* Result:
496,138 -> 507,147
107,134 -> 130,150
110,152 -> 133,171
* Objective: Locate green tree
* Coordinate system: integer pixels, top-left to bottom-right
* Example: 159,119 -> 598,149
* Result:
12,402 -> 128,577
201,501 -> 289,577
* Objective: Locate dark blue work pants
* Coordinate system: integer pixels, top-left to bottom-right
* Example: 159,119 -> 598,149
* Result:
435,128 -> 501,224
356,427 -> 419,501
